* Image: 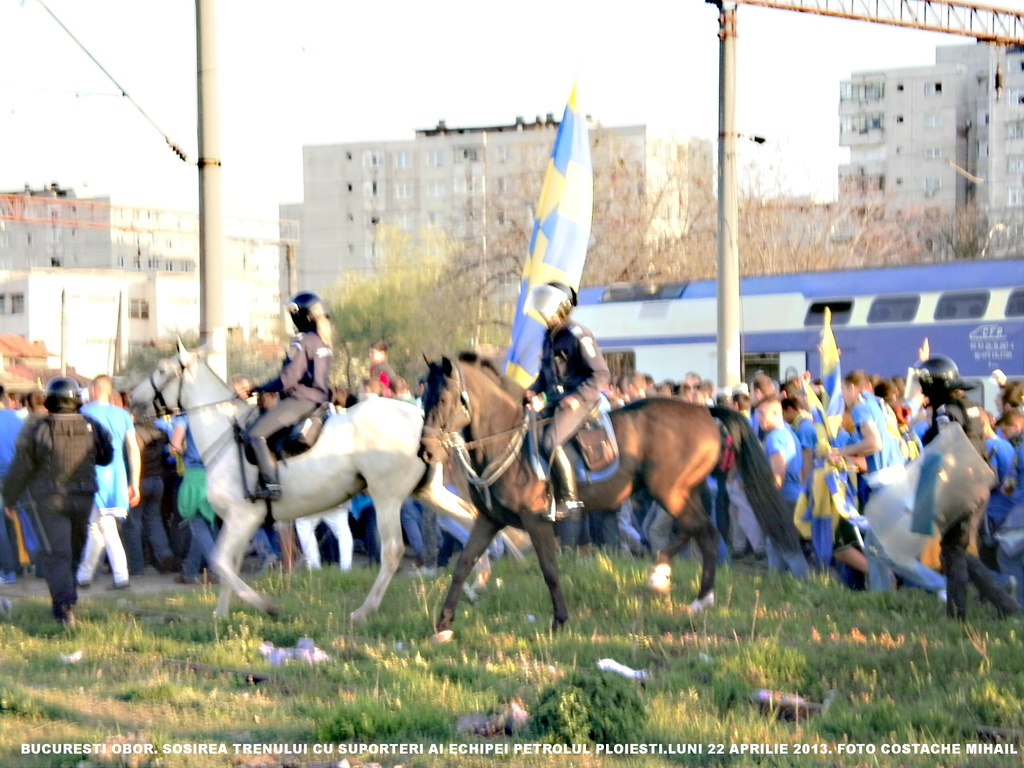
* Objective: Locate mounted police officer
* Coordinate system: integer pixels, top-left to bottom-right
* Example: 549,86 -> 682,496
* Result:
245,291 -> 333,501
914,355 -> 1020,619
2,377 -> 114,626
524,282 -> 610,522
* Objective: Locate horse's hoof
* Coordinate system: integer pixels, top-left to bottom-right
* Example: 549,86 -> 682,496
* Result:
434,629 -> 454,643
688,592 -> 715,613
264,601 -> 279,618
647,564 -> 672,594
349,610 -> 368,625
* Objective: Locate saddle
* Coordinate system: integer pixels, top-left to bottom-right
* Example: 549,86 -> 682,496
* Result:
241,403 -> 333,465
528,408 -> 620,485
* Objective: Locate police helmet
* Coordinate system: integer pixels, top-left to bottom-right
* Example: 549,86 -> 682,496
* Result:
44,376 -> 82,414
915,355 -> 975,395
527,282 -> 577,329
287,291 -> 328,333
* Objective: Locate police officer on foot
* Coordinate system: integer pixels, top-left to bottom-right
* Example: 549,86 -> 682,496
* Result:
916,355 -> 1021,619
2,377 -> 113,627
524,282 -> 610,522
244,292 -> 333,501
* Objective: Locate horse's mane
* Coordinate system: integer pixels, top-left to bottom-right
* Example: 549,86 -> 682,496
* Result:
456,352 -> 525,404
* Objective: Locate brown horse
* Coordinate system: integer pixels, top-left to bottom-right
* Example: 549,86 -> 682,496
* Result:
418,354 -> 801,635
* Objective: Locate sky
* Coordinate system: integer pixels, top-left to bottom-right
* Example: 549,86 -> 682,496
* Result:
0,0 -> 1012,223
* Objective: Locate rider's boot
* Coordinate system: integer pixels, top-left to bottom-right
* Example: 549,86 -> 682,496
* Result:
546,444 -> 584,522
250,436 -> 282,501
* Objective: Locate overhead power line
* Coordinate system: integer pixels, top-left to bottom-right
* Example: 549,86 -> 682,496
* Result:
34,0 -> 190,164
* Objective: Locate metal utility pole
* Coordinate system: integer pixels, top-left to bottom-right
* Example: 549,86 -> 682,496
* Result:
714,2 -> 741,389
196,0 -> 227,379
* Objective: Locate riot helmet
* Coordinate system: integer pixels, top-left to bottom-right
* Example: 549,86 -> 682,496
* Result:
527,282 -> 577,329
44,376 -> 82,414
287,291 -> 328,333
914,355 -> 975,401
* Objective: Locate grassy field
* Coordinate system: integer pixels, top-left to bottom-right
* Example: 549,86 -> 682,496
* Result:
0,551 -> 1022,768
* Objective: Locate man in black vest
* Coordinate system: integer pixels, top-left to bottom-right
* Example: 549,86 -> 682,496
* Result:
916,356 -> 1020,619
3,377 -> 113,627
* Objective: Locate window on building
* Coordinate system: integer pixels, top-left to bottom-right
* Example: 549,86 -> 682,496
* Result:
839,114 -> 884,134
129,299 -> 150,319
395,182 -> 413,200
362,150 -> 384,167
924,82 -> 942,95
1006,289 -> 1024,318
0,294 -> 6,315
427,181 -> 445,198
923,113 -> 943,128
426,150 -> 444,167
459,147 -> 479,162
496,146 -> 511,163
804,300 -> 853,327
934,291 -> 989,320
1009,155 -> 1024,173
26,233 -> 33,246
497,177 -> 513,193
363,180 -> 379,197
1009,122 -> 1024,140
867,295 -> 920,323
1009,188 -> 1024,207
427,211 -> 442,226
10,294 -> 24,314
924,147 -> 942,159
1011,89 -> 1024,108
394,151 -> 413,169
925,177 -> 941,195
453,177 -> 467,195
839,81 -> 884,101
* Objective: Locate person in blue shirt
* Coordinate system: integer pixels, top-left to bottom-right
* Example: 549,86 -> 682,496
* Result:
75,375 -> 140,590
994,409 -> 1024,605
0,385 -> 26,583
756,396 -> 809,578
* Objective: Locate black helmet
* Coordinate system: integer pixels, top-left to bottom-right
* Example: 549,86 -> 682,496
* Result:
526,281 -> 577,329
915,355 -> 975,396
287,291 -> 328,333
44,376 -> 82,414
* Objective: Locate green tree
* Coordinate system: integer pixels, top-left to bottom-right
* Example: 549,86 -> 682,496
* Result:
326,226 -> 481,388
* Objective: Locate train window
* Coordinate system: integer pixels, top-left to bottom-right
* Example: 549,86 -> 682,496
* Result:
934,291 -> 990,320
601,284 -> 660,303
1006,288 -> 1024,318
867,295 -> 920,323
804,300 -> 853,326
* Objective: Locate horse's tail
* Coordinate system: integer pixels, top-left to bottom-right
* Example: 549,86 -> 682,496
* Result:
709,407 -> 802,553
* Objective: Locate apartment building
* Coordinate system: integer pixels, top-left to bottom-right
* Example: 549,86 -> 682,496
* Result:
839,42 -> 1024,242
284,116 -> 712,291
0,185 -> 292,376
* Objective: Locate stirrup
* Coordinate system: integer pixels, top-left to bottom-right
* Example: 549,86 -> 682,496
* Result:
253,483 -> 281,502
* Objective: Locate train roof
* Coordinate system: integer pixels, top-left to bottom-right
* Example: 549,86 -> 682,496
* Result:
578,258 -> 1024,305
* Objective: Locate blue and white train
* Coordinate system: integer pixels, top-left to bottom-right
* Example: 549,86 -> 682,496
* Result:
574,258 -> 1023,398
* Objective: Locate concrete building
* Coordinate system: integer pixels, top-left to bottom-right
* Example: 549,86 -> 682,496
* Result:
839,42 -> 1024,247
0,185 -> 294,376
283,117 -> 713,291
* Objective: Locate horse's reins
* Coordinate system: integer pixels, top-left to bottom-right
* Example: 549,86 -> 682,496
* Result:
428,361 -> 542,509
149,359 -> 249,469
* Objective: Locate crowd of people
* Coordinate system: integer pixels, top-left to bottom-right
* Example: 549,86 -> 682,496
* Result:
1,284 -> 1021,628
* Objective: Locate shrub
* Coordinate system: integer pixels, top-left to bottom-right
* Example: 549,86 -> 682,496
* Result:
532,670 -> 646,744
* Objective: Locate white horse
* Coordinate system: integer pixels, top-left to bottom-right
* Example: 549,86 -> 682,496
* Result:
129,343 -> 496,622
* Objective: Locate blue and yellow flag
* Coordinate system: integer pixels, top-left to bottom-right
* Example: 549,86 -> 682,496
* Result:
820,307 -> 844,439
505,83 -> 593,387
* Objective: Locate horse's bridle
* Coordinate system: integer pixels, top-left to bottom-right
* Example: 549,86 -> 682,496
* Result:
422,359 -> 529,504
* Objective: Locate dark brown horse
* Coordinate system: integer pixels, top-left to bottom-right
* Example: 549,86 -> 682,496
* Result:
418,354 -> 801,635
